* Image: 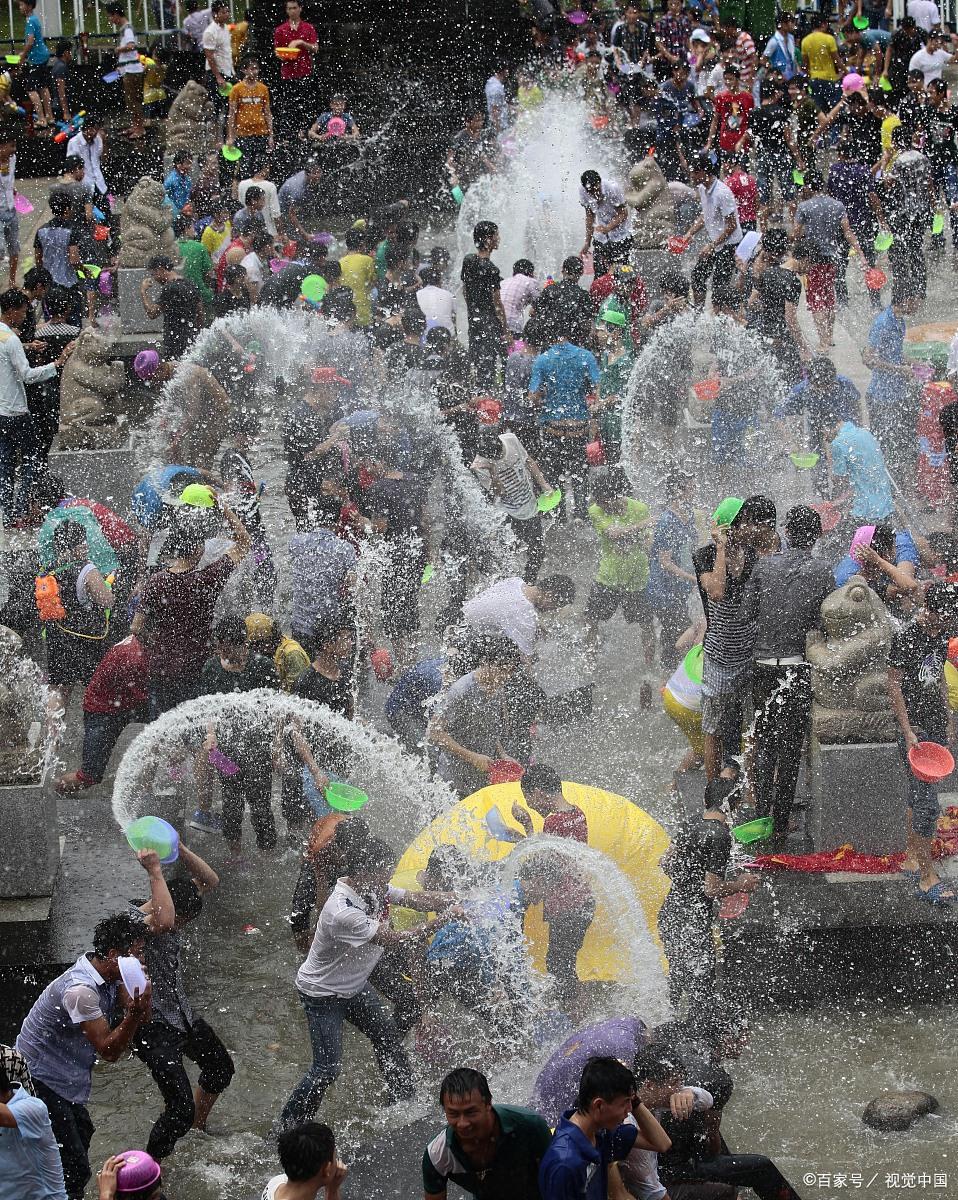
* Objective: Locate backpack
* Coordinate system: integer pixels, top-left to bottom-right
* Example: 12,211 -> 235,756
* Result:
35,572 -> 66,622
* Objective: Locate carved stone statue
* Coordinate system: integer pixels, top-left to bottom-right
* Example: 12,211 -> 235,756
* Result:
117,176 -> 179,269
806,576 -> 897,744
165,79 -> 217,158
624,156 -> 674,251
57,327 -> 128,449
0,625 -> 43,784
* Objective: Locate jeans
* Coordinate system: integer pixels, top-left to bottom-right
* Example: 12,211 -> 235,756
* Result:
236,135 -> 270,175
691,245 -> 737,305
755,157 -> 796,206
33,1079 -> 94,1200
680,1153 -> 803,1200
81,710 -> 137,783
539,428 -> 589,518
809,78 -> 840,112
751,662 -> 812,836
467,322 -> 504,390
221,752 -> 276,849
278,984 -> 413,1128
898,716 -> 948,838
134,1017 -> 235,1159
508,513 -> 545,582
657,893 -> 715,1019
0,410 -> 40,519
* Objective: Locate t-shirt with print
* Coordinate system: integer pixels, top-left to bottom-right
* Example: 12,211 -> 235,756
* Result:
229,80 -> 271,136
889,620 -> 950,731
472,431 -> 537,521
713,90 -> 753,153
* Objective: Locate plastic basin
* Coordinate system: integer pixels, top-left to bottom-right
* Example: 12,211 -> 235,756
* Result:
126,815 -> 179,864
683,643 -> 703,685
221,145 -> 242,162
874,231 -> 894,252
789,452 -> 820,470
693,378 -> 721,402
732,817 -> 774,845
667,235 -> 690,254
908,742 -> 955,784
537,488 -> 562,513
325,781 -> 370,811
864,267 -> 887,291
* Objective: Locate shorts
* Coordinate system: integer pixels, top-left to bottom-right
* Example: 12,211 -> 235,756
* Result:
700,668 -> 751,738
586,581 -> 651,624
805,262 -> 836,312
23,61 -> 51,92
663,686 -> 705,755
0,207 -> 20,257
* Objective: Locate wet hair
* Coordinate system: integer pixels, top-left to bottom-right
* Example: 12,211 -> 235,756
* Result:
808,355 -> 837,385
276,1121 -> 336,1182
736,494 -> 777,529
538,574 -> 576,606
401,304 -> 427,337
346,835 -> 396,879
925,581 -> 958,616
244,185 -> 265,207
580,169 -> 602,190
690,151 -> 715,177
762,227 -> 789,259
418,265 -> 440,287
324,290 -> 356,322
665,470 -> 693,499
871,521 -> 896,559
562,255 -> 584,278
147,254 -> 175,272
44,287 -> 72,317
214,614 -> 247,648
422,844 -> 470,891
52,520 -> 87,556
471,633 -> 524,670
0,287 -> 28,313
785,504 -> 822,550
704,777 -> 740,810
440,1067 -> 492,1106
592,464 -> 629,508
513,258 -> 534,276
24,266 -> 53,292
251,231 -> 273,254
385,247 -> 408,273
426,325 -> 452,350
168,877 -> 203,921
224,263 -> 247,287
473,220 -> 498,250
521,763 -> 563,797
576,1056 -> 635,1110
659,269 -> 689,298
632,1048 -> 682,1085
344,227 -> 365,251
93,912 -> 144,957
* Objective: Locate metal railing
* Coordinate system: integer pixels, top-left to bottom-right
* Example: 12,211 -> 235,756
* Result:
4,0 -> 239,47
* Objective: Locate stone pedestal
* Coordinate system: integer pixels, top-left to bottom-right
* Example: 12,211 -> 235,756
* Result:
809,739 -> 907,855
49,444 -> 139,511
0,781 -> 59,899
118,267 -> 163,335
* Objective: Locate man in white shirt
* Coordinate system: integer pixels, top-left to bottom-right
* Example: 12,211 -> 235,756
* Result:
65,121 -> 108,200
240,230 -> 272,303
685,152 -> 743,306
485,65 -> 510,131
106,1 -> 144,140
499,258 -> 541,334
262,1122 -> 346,1200
182,0 -> 211,50
416,264 -> 457,333
0,287 -> 72,519
907,0 -> 941,32
462,574 -> 575,657
579,170 -> 632,275
202,0 -> 234,111
276,837 -> 457,1131
238,172 -> 280,236
0,1062 -> 68,1200
909,30 -> 958,83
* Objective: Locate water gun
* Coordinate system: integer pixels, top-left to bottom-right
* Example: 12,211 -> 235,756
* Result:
53,110 -> 85,144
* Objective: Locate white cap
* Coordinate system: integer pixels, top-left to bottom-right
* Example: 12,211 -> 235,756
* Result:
690,27 -> 711,43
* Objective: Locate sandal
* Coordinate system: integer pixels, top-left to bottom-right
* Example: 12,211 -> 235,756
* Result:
915,881 -> 958,905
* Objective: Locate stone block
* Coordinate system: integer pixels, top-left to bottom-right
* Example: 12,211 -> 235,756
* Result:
118,267 -> 163,335
48,444 -> 139,512
0,782 -> 59,899
809,739 -> 907,855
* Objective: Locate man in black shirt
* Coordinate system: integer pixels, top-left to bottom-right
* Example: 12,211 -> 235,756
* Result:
925,79 -> 958,259
527,255 -> 594,346
748,80 -> 803,223
658,778 -> 757,1018
461,220 -> 507,390
746,227 -> 806,385
887,582 -> 958,904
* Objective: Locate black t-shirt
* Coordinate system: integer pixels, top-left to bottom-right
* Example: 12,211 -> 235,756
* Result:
199,651 -> 276,697
896,92 -> 931,138
663,813 -> 732,906
834,109 -> 883,168
925,106 -> 958,170
888,620 -> 949,732
294,664 -> 353,717
529,279 -> 594,345
461,253 -> 502,324
756,265 -> 801,339
749,103 -> 792,161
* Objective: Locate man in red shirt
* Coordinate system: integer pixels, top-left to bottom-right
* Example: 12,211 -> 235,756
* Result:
510,763 -> 595,1017
56,635 -> 149,790
707,64 -> 754,164
723,156 -> 759,232
273,0 -> 318,144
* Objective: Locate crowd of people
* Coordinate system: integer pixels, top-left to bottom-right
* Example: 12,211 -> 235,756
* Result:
4,0 -> 958,1198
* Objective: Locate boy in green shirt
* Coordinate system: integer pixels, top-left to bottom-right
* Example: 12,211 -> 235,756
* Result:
585,466 -> 654,666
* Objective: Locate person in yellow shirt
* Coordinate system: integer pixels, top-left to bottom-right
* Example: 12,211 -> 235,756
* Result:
338,226 -> 378,326
801,14 -> 841,110
230,7 -> 250,61
226,55 -> 274,174
201,201 -> 232,264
